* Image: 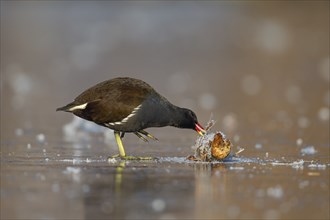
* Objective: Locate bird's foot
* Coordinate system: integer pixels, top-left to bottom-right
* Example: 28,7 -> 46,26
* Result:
108,154 -> 155,161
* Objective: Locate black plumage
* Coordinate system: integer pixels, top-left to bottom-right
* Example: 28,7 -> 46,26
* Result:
57,77 -> 205,159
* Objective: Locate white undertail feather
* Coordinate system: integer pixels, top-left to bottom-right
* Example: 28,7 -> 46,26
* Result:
69,103 -> 88,111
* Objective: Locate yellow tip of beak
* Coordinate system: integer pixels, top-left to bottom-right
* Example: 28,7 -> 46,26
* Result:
197,130 -> 206,136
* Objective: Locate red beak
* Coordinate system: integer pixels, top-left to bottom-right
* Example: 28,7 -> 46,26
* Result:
195,123 -> 206,136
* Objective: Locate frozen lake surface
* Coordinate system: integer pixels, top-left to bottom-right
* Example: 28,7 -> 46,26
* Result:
1,127 -> 329,219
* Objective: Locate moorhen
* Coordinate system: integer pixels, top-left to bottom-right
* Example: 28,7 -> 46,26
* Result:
57,77 -> 206,159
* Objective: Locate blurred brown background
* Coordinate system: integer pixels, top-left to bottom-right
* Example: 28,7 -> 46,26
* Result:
1,1 -> 329,146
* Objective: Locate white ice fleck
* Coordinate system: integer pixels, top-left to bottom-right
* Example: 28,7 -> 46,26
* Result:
296,138 -> 303,146
36,134 -> 46,143
308,164 -> 327,169
272,160 -> 305,169
27,143 -> 31,149
318,107 -> 329,121
267,186 -> 283,199
107,158 -> 117,163
291,160 -> 305,169
151,199 -> 166,212
229,166 -> 245,170
42,149 -> 46,153
301,146 -> 317,155
15,128 -> 23,136
45,158 -> 49,162
72,158 -> 80,164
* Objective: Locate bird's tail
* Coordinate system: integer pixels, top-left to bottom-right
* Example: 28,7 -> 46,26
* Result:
56,102 -> 75,112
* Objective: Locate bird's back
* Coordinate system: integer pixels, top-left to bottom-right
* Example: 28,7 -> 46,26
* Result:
70,77 -> 161,127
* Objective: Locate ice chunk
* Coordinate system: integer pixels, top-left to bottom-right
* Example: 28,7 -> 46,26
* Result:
107,158 -> 117,163
301,146 -> 317,155
308,164 -> 327,169
291,160 -> 305,169
63,116 -> 115,145
229,166 -> 245,170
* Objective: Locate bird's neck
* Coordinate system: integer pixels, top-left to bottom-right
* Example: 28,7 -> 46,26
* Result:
168,106 -> 188,128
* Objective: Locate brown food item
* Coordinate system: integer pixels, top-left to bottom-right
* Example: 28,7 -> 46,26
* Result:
189,131 -> 232,162
210,132 -> 231,160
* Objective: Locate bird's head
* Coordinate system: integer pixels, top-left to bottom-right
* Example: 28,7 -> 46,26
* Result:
177,108 -> 206,136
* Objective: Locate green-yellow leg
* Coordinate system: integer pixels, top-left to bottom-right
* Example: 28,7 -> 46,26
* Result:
115,131 -> 126,157
109,131 -> 154,161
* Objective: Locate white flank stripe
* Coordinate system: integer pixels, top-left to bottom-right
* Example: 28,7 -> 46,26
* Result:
69,103 -> 88,111
105,104 -> 142,127
119,104 -> 142,123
